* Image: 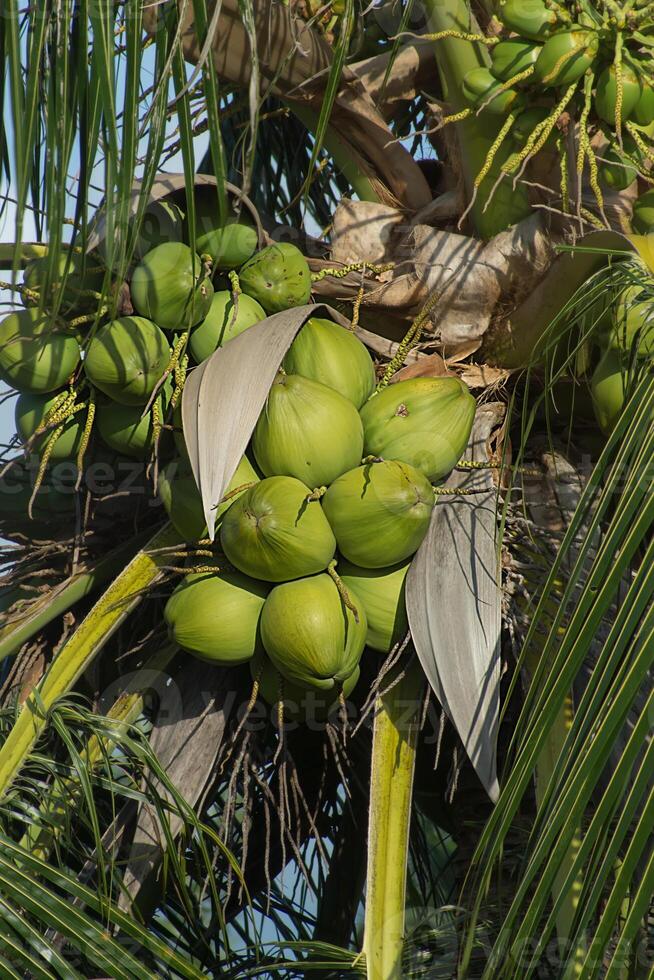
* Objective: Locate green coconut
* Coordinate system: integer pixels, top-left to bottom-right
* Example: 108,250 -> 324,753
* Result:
189,291 -> 265,363
359,377 -> 476,483
133,200 -> 185,259
461,67 -> 523,114
220,475 -> 336,582
322,460 -> 434,568
490,39 -> 542,83
253,372 -> 364,487
533,29 -> 599,87
632,84 -> 654,127
158,454 -> 259,542
239,243 -> 311,313
250,650 -> 360,724
0,308 -> 81,394
130,242 -> 213,331
591,349 -> 628,434
607,287 -> 654,356
15,391 -> 84,460
191,197 -> 258,268
512,107 -> 557,148
632,189 -> 654,235
165,570 -> 269,664
598,144 -> 638,191
84,316 -> 169,406
338,558 -> 410,653
282,317 -> 376,408
95,389 -> 168,459
595,62 -> 642,125
499,0 -> 557,40
260,573 -> 366,691
23,251 -> 106,313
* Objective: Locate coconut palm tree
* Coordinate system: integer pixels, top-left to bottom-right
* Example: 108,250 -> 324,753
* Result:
0,1 -> 651,977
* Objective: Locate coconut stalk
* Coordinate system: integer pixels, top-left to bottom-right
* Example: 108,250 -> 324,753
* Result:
362,660 -> 424,980
422,0 -> 531,238
0,523 -> 181,800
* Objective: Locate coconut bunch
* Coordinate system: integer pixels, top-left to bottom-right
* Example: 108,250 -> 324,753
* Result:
439,0 -> 654,222
0,193 -> 316,514
163,313 -> 476,723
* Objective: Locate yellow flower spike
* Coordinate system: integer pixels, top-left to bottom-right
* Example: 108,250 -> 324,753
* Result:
75,390 -> 96,488
28,423 -> 65,518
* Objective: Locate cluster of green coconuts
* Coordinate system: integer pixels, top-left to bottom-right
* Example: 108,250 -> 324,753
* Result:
0,193 -> 476,719
459,0 -> 654,220
591,280 -> 654,433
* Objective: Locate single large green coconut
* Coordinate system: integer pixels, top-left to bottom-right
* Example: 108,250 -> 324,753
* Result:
338,558 -> 410,653
607,286 -> 654,356
23,251 -> 106,313
220,475 -> 336,582
84,316 -> 169,406
158,454 -> 259,541
282,318 -> 376,408
322,460 -> 434,568
165,570 -> 269,664
359,377 -> 476,482
15,391 -> 84,461
598,144 -> 638,192
189,291 -> 265,363
260,573 -> 366,691
253,372 -> 364,487
130,242 -> 213,331
0,308 -> 81,394
591,349 -> 628,434
461,67 -> 523,114
250,650 -> 360,724
190,197 -> 258,269
239,243 -> 311,313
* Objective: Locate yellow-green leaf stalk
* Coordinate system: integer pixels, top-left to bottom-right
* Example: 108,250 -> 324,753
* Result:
422,0 -> 532,238
363,660 -> 424,980
0,523 -> 181,801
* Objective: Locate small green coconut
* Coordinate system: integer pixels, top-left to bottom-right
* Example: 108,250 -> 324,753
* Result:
250,650 -> 360,725
189,291 -> 265,363
133,201 -> 185,259
322,460 -> 434,568
595,62 -> 642,125
220,475 -> 336,582
165,570 -> 269,664
260,573 -> 366,691
598,144 -> 638,192
461,67 -> 523,114
631,189 -> 654,235
158,454 -> 260,542
239,243 -> 311,313
490,38 -> 541,82
533,30 -> 599,88
0,308 -> 81,394
130,242 -> 213,331
190,196 -> 258,268
95,389 -> 168,459
253,372 -> 364,487
591,349 -> 628,435
608,286 -> 654,356
632,83 -> 654,127
15,391 -> 84,461
282,317 -> 376,408
338,558 -> 410,653
84,316 -> 170,406
498,0 -> 557,40
23,251 -> 106,313
359,377 -> 476,482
